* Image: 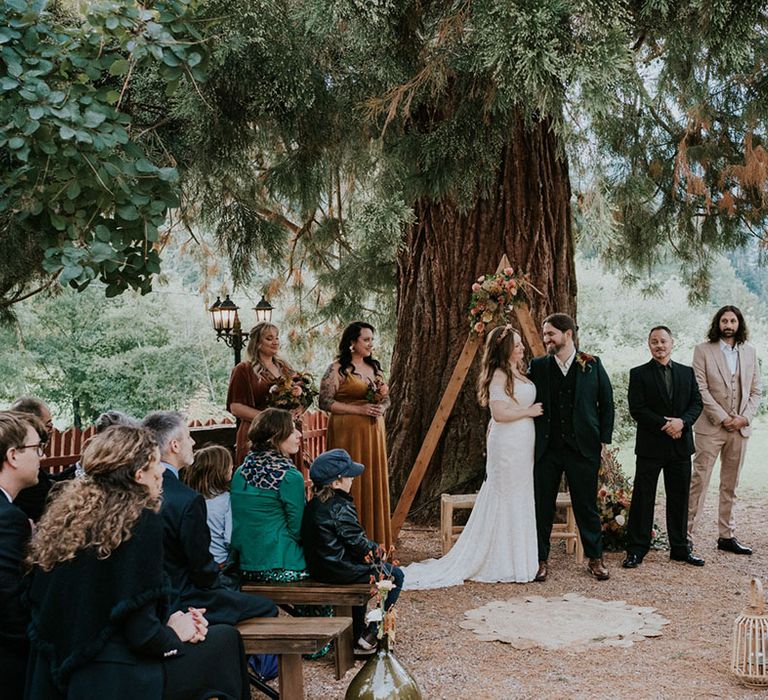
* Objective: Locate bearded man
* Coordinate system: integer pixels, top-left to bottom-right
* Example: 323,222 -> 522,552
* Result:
688,306 -> 761,555
528,313 -> 614,582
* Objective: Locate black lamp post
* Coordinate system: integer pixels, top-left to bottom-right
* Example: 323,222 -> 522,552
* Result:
209,295 -> 248,366
209,294 -> 275,366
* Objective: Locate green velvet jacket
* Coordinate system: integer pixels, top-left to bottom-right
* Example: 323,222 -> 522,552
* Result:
230,449 -> 306,573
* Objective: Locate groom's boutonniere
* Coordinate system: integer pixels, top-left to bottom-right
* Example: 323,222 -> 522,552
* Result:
575,351 -> 595,373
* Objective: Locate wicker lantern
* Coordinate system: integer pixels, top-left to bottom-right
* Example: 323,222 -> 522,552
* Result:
732,578 -> 768,688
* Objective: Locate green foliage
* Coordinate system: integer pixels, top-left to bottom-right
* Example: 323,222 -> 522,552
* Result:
0,281 -> 231,427
0,0 -> 207,312
578,0 -> 768,301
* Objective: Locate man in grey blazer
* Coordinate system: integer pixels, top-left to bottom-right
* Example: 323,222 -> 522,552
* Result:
688,306 -> 761,555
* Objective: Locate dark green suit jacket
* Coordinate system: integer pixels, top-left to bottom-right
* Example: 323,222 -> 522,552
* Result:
528,353 -> 615,462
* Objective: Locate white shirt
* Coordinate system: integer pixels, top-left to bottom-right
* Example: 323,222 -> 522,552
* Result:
0,486 -> 12,503
555,348 -> 577,376
720,340 -> 739,375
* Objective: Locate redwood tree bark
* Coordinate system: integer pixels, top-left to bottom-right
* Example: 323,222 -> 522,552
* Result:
387,116 -> 575,524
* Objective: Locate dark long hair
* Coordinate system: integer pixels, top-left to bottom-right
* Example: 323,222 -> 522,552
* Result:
336,321 -> 383,378
706,305 -> 748,344
543,313 -> 578,347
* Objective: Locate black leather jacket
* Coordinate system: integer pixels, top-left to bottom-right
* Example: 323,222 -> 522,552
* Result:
301,490 -> 377,583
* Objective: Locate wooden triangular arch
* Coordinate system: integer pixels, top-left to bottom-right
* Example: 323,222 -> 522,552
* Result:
391,254 -> 545,538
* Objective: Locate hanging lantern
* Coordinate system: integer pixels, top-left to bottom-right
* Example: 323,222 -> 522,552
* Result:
254,295 -> 274,323
731,577 -> 768,688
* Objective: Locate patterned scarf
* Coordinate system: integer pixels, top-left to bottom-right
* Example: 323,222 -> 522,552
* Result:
240,447 -> 295,491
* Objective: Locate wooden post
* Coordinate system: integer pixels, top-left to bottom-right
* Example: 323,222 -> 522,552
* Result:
514,300 -> 546,357
392,254 -> 546,537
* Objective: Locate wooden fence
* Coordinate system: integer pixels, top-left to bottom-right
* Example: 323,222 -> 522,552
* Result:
41,411 -> 329,474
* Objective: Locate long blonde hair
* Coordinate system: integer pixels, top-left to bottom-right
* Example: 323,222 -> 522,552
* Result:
27,426 -> 160,572
245,322 -> 293,377
477,326 -> 521,407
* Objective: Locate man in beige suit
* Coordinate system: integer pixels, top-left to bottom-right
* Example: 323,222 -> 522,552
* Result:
689,306 -> 761,555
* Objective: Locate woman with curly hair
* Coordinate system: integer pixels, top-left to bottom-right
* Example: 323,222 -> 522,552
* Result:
24,425 -> 249,700
319,321 -> 392,549
226,321 -> 298,465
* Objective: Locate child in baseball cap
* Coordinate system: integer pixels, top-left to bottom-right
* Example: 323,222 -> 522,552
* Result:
302,449 -> 404,654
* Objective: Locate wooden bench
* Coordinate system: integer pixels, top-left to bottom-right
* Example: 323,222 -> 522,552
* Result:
440,491 -> 583,562
237,616 -> 352,699
242,579 -> 372,680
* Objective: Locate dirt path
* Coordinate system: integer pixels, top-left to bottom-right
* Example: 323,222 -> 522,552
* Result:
297,494 -> 768,699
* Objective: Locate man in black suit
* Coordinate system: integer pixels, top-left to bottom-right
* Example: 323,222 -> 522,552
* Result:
142,411 -> 277,625
623,326 -> 705,568
0,411 -> 47,699
529,313 -> 615,582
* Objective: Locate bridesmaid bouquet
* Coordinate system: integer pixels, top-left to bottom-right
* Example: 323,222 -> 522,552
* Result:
365,376 -> 389,404
268,371 -> 318,411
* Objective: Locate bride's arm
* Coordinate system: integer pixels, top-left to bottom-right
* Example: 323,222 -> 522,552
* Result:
489,400 -> 541,423
488,373 -> 542,423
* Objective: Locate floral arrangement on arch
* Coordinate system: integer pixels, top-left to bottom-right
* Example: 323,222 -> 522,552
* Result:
364,545 -> 399,646
598,447 -> 667,551
268,371 -> 318,411
468,267 -> 531,336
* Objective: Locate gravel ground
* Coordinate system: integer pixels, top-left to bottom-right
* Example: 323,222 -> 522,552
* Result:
264,494 -> 768,699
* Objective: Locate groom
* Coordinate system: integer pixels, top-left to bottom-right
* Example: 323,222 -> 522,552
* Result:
528,313 -> 614,581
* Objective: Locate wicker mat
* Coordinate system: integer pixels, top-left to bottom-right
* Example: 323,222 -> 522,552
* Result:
461,593 -> 669,650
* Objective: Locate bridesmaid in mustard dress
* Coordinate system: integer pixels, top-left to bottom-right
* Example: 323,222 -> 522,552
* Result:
319,321 -> 392,549
226,322 -> 296,466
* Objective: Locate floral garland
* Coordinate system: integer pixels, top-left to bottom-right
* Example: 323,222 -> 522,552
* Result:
468,267 -> 531,336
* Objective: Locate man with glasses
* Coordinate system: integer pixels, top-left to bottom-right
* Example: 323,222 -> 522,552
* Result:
0,410 -> 47,699
11,396 -> 74,522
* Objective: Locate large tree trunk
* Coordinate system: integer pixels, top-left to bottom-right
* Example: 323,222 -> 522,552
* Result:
387,117 -> 575,525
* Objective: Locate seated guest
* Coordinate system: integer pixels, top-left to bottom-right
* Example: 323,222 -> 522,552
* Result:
301,449 -> 404,653
183,445 -> 234,566
231,409 -> 306,582
141,411 -> 277,625
74,410 -> 139,478
0,411 -> 46,700
10,396 -> 63,522
24,425 -> 249,700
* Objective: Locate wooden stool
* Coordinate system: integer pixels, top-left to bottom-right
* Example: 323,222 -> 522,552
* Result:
439,491 -> 583,562
551,492 -> 584,563
440,493 -> 477,554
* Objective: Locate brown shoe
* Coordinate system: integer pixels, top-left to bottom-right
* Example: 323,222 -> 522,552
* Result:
587,558 -> 610,581
534,561 -> 548,582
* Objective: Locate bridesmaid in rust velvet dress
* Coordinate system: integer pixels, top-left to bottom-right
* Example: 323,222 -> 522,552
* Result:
226,322 -> 296,466
319,321 -> 392,550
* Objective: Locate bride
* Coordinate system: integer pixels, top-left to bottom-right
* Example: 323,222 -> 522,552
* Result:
403,325 -> 542,588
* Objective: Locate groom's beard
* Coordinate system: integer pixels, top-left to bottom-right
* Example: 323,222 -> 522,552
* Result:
546,340 -> 565,355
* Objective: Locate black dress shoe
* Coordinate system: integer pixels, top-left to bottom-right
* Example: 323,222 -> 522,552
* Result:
622,553 -> 642,569
670,552 -> 705,566
717,537 -> 752,555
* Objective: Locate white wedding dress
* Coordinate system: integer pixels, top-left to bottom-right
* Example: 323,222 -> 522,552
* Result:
403,371 -> 539,588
